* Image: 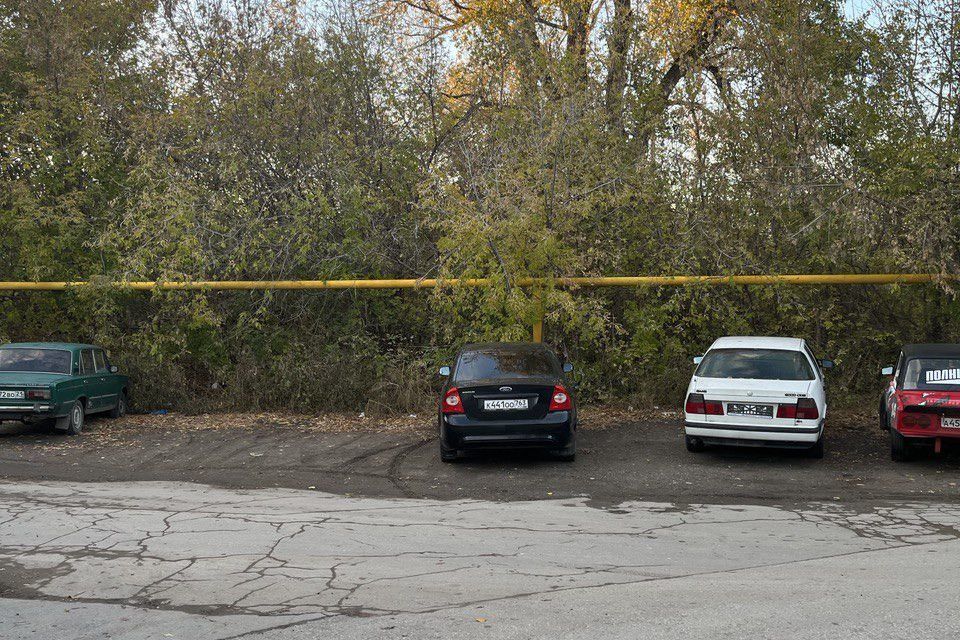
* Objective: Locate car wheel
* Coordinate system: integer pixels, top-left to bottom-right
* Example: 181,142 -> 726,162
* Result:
890,429 -> 911,462
109,391 -> 127,419
556,432 -> 576,462
807,434 -> 824,459
440,444 -> 460,463
685,435 -> 705,452
65,400 -> 84,436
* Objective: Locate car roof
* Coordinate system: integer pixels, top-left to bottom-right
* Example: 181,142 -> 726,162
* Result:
1,342 -> 98,352
708,336 -> 805,351
460,342 -> 554,353
901,344 -> 960,359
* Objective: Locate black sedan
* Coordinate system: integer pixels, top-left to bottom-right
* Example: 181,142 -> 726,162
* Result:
437,342 -> 577,462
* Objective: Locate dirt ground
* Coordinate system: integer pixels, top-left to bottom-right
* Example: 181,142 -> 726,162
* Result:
1,406 -> 959,506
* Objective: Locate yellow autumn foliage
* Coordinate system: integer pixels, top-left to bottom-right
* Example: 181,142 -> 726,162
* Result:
647,0 -> 733,56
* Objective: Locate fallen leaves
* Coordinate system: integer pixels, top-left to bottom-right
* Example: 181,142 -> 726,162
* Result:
117,410 -> 434,435
1,404 -> 880,457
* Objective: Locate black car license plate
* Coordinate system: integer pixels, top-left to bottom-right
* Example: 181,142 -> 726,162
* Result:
727,403 -> 773,418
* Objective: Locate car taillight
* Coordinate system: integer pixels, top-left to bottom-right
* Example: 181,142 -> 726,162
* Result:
549,385 -> 572,411
797,398 -> 819,420
685,393 -> 723,415
776,404 -> 795,419
26,389 -> 50,400
777,398 -> 819,420
441,387 -> 464,414
901,413 -> 932,428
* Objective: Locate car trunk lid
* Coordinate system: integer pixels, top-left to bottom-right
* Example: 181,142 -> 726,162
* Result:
898,390 -> 960,415
0,372 -> 67,406
691,377 -> 814,426
458,377 -> 556,420
0,372 -> 72,386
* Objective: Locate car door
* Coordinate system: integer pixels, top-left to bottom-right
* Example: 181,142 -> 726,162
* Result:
93,349 -> 118,412
78,348 -> 103,412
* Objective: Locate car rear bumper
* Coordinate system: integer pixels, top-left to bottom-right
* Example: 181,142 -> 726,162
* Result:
441,411 -> 574,450
0,404 -> 57,422
685,420 -> 822,445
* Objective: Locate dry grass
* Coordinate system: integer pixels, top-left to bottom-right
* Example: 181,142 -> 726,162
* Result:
106,404 -> 879,435
109,404 -> 678,435
13,411 -> 436,453
579,404 -> 679,430
111,411 -> 435,434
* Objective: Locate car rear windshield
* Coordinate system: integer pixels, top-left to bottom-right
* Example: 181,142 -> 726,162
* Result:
696,348 -> 814,381
903,357 -> 960,391
0,348 -> 71,374
454,349 -> 557,382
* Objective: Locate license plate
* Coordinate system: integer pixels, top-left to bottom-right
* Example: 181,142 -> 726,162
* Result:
727,403 -> 773,418
0,390 -> 24,400
943,417 -> 960,429
483,399 -> 528,411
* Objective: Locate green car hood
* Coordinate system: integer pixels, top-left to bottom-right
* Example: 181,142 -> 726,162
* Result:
0,371 -> 74,386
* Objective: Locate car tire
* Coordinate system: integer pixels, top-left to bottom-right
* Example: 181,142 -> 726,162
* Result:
440,444 -> 459,463
64,400 -> 84,436
555,431 -> 576,462
109,391 -> 127,419
807,434 -> 824,459
890,429 -> 911,462
685,435 -> 705,452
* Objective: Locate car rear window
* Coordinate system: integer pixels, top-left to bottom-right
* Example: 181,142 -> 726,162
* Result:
0,348 -> 72,374
903,357 -> 960,391
696,348 -> 814,381
454,349 -> 557,382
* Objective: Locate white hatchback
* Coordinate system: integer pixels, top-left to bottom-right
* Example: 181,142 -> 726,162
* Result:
683,336 -> 832,458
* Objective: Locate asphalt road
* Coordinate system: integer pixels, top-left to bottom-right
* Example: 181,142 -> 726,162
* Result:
1,413 -> 959,639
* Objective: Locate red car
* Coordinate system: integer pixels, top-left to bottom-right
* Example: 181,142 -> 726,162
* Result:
879,344 -> 960,461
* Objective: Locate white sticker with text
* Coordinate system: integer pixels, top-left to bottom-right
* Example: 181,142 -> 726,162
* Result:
925,369 -> 960,384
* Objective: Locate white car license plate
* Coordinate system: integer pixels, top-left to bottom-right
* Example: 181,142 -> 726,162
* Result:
0,390 -> 24,399
484,399 -> 528,411
942,417 -> 960,429
727,403 -> 773,418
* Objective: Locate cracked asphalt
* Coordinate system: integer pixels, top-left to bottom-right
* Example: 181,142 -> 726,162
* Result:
1,414 -> 959,638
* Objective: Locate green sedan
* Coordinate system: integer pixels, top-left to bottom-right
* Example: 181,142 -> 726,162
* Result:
0,342 -> 130,435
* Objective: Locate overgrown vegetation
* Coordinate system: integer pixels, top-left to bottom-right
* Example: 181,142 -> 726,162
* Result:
1,0 -> 957,412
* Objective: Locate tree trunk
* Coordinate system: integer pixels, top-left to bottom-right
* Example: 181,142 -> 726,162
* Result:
516,0 -> 554,96
641,1 -> 733,149
565,0 -> 591,85
605,0 -> 631,129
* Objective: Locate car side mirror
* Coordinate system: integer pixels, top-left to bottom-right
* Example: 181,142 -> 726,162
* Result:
692,356 -> 703,365
562,363 -> 574,373
819,359 -> 835,370
109,365 -> 119,373
438,366 -> 450,377
881,366 -> 894,376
